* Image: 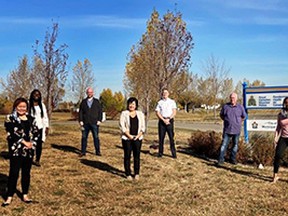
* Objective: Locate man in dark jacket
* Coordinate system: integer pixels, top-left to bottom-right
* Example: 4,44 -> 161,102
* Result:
79,87 -> 103,156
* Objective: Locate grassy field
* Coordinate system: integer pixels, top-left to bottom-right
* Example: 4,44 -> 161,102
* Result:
0,112 -> 288,216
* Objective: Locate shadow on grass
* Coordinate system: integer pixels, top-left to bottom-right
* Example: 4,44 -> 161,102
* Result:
51,143 -> 81,154
0,151 -> 9,160
177,146 -> 288,183
0,173 -> 8,199
80,159 -> 126,178
115,145 -> 151,155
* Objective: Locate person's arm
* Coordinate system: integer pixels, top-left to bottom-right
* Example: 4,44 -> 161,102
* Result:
79,101 -> 84,126
97,100 -> 103,125
42,103 -> 49,135
119,112 -> 133,140
170,108 -> 176,119
274,115 -> 282,147
135,112 -> 145,140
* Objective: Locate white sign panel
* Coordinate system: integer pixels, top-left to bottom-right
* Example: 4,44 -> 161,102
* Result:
246,93 -> 287,109
247,119 -> 277,131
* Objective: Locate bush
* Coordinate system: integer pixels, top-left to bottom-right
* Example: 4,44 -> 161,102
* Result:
187,130 -> 222,159
187,131 -> 275,165
250,133 -> 274,166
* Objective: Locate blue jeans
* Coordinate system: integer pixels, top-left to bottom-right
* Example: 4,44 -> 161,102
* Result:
218,133 -> 240,163
81,124 -> 100,155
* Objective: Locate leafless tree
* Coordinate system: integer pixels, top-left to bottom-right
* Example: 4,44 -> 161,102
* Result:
70,59 -> 95,105
33,22 -> 69,119
201,54 -> 230,118
0,55 -> 32,101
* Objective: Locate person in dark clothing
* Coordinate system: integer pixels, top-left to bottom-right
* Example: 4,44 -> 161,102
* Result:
2,97 -> 40,207
78,87 -> 103,156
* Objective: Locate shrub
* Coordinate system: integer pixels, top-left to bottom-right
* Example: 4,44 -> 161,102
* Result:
187,130 -> 222,159
250,133 -> 274,166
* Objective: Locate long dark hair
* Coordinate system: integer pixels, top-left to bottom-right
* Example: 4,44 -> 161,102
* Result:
282,97 -> 288,109
13,97 -> 28,112
29,89 -> 44,118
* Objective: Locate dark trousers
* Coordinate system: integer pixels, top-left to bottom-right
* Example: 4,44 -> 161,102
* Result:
81,124 -> 100,154
273,137 -> 288,173
35,128 -> 43,162
158,119 -> 177,157
7,156 -> 33,196
122,139 -> 142,176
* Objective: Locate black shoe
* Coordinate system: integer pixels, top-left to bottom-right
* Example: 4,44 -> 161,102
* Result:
230,160 -> 237,165
157,154 -> 162,158
2,202 -> 10,207
2,197 -> 12,207
34,161 -> 41,167
96,152 -> 102,156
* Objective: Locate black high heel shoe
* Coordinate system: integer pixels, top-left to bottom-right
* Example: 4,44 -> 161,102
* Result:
2,197 -> 12,207
23,195 -> 32,203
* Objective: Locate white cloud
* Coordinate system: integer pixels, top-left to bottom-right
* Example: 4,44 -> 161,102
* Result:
223,16 -> 288,26
0,15 -> 147,29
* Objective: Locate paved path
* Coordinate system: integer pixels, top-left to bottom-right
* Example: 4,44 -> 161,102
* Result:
86,119 -> 223,133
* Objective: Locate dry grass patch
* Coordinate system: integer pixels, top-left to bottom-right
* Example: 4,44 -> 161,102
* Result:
0,120 -> 288,215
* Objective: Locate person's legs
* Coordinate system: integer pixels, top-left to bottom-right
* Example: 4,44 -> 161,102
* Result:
81,124 -> 90,155
218,133 -> 231,163
7,157 -> 21,197
122,139 -> 132,177
35,129 -> 43,163
21,157 -> 33,196
273,138 -> 288,174
132,139 -> 142,175
91,124 -> 101,155
230,134 -> 240,163
158,120 -> 166,157
166,119 -> 176,158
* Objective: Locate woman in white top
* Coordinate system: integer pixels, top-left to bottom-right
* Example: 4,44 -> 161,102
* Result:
29,89 -> 49,167
119,97 -> 145,181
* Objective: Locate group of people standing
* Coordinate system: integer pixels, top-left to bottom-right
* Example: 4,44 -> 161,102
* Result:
2,86 -> 288,206
2,89 -> 49,206
216,93 -> 288,184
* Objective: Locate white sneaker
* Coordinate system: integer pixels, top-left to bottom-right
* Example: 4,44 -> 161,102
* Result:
127,175 -> 133,181
135,175 -> 140,181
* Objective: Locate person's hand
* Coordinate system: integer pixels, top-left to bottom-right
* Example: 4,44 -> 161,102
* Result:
23,141 -> 33,149
164,119 -> 170,125
273,140 -> 278,149
79,121 -> 84,126
45,128 -> 49,136
97,121 -> 101,126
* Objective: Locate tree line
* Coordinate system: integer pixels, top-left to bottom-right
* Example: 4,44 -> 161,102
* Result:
0,9 -> 265,119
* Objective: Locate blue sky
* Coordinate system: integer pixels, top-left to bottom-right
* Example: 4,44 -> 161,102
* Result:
0,0 -> 287,98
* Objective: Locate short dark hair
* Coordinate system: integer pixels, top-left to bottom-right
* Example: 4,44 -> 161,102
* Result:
126,97 -> 138,110
13,97 -> 28,112
162,88 -> 169,93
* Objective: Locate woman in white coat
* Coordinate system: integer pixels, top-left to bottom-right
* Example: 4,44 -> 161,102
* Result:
29,89 -> 49,167
119,97 -> 145,181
